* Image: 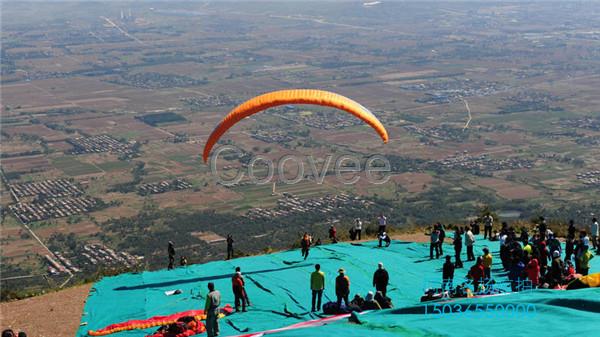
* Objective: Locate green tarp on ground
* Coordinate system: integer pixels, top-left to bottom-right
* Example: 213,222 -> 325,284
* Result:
77,235 -> 599,337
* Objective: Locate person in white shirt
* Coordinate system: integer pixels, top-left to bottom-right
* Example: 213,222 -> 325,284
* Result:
378,214 -> 387,235
354,218 -> 363,240
465,227 -> 476,261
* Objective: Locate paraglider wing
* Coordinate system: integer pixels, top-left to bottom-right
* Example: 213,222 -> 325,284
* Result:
202,89 -> 389,162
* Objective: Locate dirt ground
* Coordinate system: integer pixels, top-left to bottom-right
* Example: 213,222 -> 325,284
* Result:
0,283 -> 92,337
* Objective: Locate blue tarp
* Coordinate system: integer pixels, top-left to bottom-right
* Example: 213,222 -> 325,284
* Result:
77,235 -> 599,337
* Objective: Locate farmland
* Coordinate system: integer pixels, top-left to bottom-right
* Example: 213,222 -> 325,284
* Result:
1,1 -> 600,293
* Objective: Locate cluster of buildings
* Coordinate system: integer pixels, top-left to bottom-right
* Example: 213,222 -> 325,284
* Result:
138,179 -> 193,195
9,196 -> 98,224
111,72 -> 206,89
67,134 -> 135,155
431,152 -> 533,176
276,108 -> 362,130
8,179 -> 82,202
81,243 -> 142,268
576,171 -> 600,187
45,252 -> 79,275
246,193 -> 374,220
181,94 -> 237,109
403,125 -> 466,142
251,130 -> 295,143
400,79 -> 506,104
556,116 -> 600,131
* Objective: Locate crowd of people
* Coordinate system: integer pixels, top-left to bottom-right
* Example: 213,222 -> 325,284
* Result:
160,213 -> 598,337
437,216 -> 597,297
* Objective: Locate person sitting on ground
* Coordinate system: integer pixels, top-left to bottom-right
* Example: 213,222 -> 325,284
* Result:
508,257 -> 526,292
467,257 -> 485,292
379,232 -> 391,247
374,290 -> 393,309
489,230 -> 499,241
361,291 -> 382,310
350,293 -> 365,308
180,256 -> 188,266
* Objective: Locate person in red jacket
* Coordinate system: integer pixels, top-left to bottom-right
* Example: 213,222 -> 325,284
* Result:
526,255 -> 540,287
468,257 -> 485,292
329,224 -> 338,243
232,267 -> 248,312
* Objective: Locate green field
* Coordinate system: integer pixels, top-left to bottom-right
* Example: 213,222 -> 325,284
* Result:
51,156 -> 103,176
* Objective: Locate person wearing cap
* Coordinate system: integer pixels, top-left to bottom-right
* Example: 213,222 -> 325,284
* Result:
482,247 -> 493,280
549,250 -> 565,287
310,264 -> 325,312
335,268 -> 350,309
205,282 -> 221,337
232,267 -> 248,312
372,262 -> 389,297
168,241 -> 176,270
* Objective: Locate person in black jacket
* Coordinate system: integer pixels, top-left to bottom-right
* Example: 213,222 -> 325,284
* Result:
168,241 -> 176,270
226,234 -> 234,260
453,228 -> 463,268
442,255 -> 455,291
372,262 -> 389,297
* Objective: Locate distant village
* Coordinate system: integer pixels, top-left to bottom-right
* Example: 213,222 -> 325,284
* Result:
45,243 -> 143,275
67,134 -> 136,156
430,152 -> 534,176
576,170 -> 600,187
137,179 -> 193,195
246,192 -> 374,220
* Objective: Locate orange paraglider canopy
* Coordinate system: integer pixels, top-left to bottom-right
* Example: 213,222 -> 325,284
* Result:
202,89 -> 389,162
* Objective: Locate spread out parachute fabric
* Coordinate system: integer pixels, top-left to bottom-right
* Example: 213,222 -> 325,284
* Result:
88,306 -> 232,336
202,89 -> 389,162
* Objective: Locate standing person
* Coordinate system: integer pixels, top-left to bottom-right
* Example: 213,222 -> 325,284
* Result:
539,217 -> 547,236
482,248 -> 493,281
335,268 -> 350,309
577,245 -> 594,276
453,228 -> 463,268
468,257 -> 485,292
483,214 -> 494,240
591,217 -> 599,252
372,262 -> 389,297
310,264 -> 325,312
465,226 -> 476,261
301,232 -> 311,260
204,282 -> 221,337
168,241 -> 175,270
567,220 -> 577,240
519,227 -> 529,246
354,218 -> 363,240
525,254 -> 540,288
378,214 -> 387,235
226,234 -> 234,260
442,255 -> 455,291
329,224 -> 338,243
232,268 -> 247,312
438,223 -> 446,255
430,225 -> 440,259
